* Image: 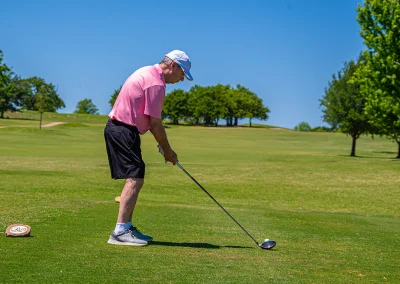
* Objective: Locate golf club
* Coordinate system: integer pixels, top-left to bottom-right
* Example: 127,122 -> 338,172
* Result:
157,145 -> 276,250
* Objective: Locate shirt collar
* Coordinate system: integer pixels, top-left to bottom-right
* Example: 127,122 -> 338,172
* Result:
154,64 -> 165,85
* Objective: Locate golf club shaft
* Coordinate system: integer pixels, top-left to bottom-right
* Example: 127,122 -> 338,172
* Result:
176,162 -> 260,246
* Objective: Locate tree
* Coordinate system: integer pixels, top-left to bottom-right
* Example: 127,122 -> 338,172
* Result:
209,84 -> 230,126
321,57 -> 373,156
191,86 -> 217,125
224,86 -> 245,126
163,89 -> 191,124
35,93 -> 48,129
187,84 -> 230,126
109,85 -> 122,108
294,122 -> 312,132
0,51 -> 31,118
223,88 -> 237,126
355,0 -> 400,158
243,95 -> 270,127
233,85 -> 252,126
21,77 -> 65,112
0,51 -> 24,118
233,85 -> 270,127
74,98 -> 99,114
186,85 -> 203,125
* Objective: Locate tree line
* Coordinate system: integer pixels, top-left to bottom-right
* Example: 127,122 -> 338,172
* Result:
110,84 -> 270,127
320,0 -> 400,158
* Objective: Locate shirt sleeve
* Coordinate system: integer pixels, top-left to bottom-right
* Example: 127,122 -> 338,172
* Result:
143,85 -> 166,119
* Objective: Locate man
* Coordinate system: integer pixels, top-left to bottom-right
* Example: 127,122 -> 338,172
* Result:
104,50 -> 193,246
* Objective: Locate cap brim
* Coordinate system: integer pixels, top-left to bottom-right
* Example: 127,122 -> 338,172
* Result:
184,71 -> 193,81
179,66 -> 193,81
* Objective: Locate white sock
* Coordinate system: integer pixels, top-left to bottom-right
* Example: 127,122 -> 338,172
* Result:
124,222 -> 132,230
114,223 -> 126,234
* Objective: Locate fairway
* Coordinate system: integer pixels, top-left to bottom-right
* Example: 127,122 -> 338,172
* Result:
0,117 -> 399,283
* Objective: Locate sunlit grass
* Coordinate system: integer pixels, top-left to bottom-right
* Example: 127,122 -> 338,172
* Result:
0,118 -> 399,283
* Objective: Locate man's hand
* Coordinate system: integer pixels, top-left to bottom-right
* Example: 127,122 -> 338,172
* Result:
164,148 -> 178,165
157,144 -> 178,165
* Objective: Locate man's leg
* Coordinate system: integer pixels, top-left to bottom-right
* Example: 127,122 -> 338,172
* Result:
117,178 -> 144,223
113,177 -> 153,242
107,178 -> 148,246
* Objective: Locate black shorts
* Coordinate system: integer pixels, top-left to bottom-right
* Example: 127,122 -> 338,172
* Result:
104,119 -> 145,179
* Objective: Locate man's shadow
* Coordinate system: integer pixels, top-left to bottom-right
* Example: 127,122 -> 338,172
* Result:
150,241 -> 251,249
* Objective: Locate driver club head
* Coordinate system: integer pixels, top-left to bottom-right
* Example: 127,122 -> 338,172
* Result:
259,239 -> 276,250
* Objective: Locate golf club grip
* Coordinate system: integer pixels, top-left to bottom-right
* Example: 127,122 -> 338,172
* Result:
176,162 -> 260,246
157,144 -> 168,164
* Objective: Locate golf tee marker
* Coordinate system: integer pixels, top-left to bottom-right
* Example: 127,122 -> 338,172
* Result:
5,224 -> 31,237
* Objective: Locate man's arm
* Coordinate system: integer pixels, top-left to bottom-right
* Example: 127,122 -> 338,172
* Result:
149,116 -> 178,165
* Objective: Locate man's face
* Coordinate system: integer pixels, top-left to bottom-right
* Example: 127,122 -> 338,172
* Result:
168,62 -> 185,84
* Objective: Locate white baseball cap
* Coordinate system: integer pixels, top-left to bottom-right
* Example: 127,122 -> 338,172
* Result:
165,50 -> 193,81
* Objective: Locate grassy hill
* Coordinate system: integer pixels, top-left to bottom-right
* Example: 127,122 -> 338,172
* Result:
1,110 -> 286,129
1,110 -> 109,125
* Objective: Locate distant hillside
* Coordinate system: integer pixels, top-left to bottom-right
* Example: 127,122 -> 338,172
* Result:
3,110 -> 292,129
3,110 -> 109,124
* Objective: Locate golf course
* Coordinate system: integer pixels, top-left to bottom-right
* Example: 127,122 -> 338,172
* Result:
1,112 -> 399,283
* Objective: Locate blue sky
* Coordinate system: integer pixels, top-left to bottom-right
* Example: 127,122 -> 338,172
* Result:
1,0 -> 364,128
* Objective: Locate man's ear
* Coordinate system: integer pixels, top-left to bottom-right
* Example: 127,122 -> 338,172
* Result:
171,62 -> 179,70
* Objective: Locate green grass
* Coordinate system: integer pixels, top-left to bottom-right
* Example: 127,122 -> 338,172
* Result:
0,115 -> 399,283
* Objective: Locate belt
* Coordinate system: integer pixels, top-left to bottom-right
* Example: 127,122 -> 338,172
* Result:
108,119 -> 139,134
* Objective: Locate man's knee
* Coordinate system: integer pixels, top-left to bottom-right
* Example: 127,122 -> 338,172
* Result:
125,178 -> 144,190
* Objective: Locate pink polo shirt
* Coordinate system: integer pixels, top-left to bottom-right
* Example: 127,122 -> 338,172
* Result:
108,64 -> 166,134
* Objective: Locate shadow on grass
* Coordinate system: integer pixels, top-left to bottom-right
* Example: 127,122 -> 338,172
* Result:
150,241 -> 251,249
338,154 -> 398,160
